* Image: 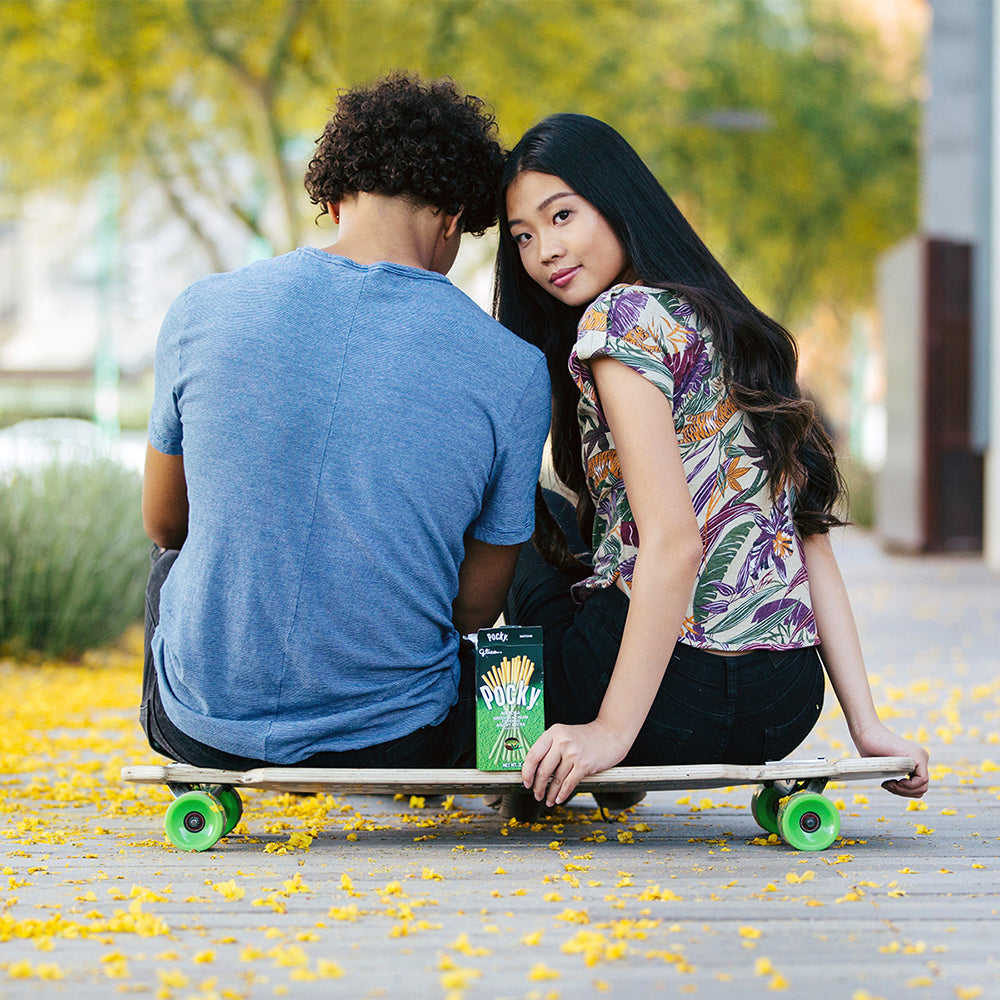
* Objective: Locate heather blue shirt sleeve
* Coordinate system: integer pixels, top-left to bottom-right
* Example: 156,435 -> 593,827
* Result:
470,356 -> 550,545
147,291 -> 186,456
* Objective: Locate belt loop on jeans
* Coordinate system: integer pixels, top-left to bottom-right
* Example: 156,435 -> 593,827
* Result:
726,658 -> 738,702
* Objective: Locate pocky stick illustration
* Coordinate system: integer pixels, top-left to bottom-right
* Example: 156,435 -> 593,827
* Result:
476,627 -> 544,771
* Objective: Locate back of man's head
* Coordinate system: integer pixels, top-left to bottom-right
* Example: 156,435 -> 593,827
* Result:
304,72 -> 504,236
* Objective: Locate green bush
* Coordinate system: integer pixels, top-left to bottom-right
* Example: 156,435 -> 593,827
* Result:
0,461 -> 149,657
841,454 -> 875,529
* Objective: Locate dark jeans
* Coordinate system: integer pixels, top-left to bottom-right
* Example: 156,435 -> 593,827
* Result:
140,546 -> 475,769
504,491 -> 824,766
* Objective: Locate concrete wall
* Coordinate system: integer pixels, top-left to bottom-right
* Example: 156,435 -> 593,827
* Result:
922,2 -> 992,243
923,0 -> 992,452
876,237 -> 925,550
989,0 -> 1000,571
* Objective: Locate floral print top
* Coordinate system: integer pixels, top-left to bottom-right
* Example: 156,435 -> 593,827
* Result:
569,284 -> 817,651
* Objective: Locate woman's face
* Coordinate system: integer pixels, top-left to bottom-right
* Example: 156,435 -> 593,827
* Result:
505,170 -> 630,308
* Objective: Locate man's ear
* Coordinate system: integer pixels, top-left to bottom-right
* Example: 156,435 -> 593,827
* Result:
443,207 -> 464,240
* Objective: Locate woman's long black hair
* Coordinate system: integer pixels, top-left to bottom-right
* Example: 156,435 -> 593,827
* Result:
492,113 -> 845,574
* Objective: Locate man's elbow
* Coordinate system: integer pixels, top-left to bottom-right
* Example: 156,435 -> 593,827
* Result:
142,506 -> 187,551
453,602 -> 502,638
145,524 -> 187,551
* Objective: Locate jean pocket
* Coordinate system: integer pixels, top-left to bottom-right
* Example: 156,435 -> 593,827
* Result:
762,673 -> 824,762
626,718 -> 696,765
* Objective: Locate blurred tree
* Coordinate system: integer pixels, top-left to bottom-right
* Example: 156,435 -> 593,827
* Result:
0,0 -> 344,269
0,0 -> 919,323
643,0 -> 921,326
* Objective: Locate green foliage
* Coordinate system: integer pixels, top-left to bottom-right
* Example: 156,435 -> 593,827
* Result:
646,1 -> 921,325
841,453 -> 875,529
0,0 -> 921,324
0,461 -> 149,657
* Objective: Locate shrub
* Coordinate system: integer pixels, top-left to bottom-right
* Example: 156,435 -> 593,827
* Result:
0,461 -> 149,657
841,454 -> 875,529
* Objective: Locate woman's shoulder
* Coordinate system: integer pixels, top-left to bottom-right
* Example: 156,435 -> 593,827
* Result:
573,284 -> 707,380
585,283 -> 702,329
578,285 -> 705,355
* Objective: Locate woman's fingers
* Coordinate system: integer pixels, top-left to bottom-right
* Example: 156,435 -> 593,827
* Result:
532,738 -> 573,802
541,750 -> 582,806
880,751 -> 929,798
521,730 -> 553,788
522,725 -> 580,803
547,760 -> 584,806
882,777 -> 926,798
522,727 -> 563,801
882,764 -> 929,798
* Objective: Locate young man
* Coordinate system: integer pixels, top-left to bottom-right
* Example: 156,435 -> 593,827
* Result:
140,74 -> 550,769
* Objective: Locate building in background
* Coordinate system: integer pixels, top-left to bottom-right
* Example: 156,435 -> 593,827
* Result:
876,0 -> 1000,572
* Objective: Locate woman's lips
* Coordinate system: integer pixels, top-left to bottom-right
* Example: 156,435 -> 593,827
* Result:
550,266 -> 581,287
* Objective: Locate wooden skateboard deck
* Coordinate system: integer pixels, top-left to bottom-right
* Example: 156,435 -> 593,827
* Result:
122,756 -> 914,795
121,756 -> 915,853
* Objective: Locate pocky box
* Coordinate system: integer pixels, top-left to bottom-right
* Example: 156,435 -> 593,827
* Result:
475,626 -> 544,771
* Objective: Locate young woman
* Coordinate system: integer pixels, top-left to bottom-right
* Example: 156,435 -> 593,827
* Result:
493,113 -> 929,815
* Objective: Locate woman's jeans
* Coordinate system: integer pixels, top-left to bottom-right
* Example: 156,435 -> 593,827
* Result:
504,491 -> 824,766
140,546 -> 475,770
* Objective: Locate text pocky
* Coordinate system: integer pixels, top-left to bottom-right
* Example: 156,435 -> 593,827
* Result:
475,626 -> 544,771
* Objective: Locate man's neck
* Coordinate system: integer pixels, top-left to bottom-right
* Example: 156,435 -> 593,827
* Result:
322,193 -> 459,274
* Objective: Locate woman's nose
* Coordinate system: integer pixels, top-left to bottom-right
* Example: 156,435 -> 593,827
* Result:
538,234 -> 564,264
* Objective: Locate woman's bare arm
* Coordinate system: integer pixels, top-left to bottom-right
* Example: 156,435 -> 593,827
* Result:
803,531 -> 929,797
522,357 -> 702,805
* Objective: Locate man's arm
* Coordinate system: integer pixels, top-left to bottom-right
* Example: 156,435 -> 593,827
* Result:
452,536 -> 523,636
142,442 -> 189,550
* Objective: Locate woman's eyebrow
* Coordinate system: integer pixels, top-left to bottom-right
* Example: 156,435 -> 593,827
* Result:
508,191 -> 577,227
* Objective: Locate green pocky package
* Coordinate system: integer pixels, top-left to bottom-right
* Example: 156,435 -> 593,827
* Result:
475,626 -> 544,771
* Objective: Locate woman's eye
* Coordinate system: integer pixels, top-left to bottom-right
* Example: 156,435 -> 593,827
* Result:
513,232 -> 530,246
553,209 -> 570,223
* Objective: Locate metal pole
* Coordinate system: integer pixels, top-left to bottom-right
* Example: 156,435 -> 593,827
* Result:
94,166 -> 120,442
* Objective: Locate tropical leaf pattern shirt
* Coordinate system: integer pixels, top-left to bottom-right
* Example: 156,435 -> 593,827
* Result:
569,284 -> 818,651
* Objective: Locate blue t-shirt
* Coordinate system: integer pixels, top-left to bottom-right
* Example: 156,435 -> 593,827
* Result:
148,248 -> 550,763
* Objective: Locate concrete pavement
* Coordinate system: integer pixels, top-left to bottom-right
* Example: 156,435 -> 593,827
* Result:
1,528 -> 998,999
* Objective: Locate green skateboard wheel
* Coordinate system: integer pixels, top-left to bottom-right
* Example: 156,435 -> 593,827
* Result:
214,787 -> 243,836
777,790 -> 841,851
164,790 -> 226,852
750,785 -> 782,835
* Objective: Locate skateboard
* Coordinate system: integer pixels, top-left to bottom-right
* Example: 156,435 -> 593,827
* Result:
121,755 -> 915,854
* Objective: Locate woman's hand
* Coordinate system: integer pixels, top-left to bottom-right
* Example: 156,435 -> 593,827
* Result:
521,720 -> 631,807
851,721 -> 930,798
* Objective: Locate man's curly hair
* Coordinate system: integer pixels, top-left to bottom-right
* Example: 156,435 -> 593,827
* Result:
303,73 -> 504,236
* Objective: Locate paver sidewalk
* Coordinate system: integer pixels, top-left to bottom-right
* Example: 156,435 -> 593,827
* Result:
1,528 -> 998,1000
